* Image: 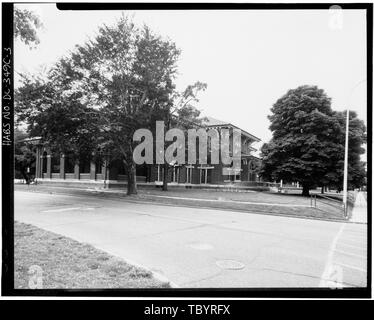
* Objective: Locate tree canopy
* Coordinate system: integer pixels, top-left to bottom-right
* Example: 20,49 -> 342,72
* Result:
14,128 -> 36,182
15,16 -> 207,194
260,85 -> 366,196
14,7 -> 43,47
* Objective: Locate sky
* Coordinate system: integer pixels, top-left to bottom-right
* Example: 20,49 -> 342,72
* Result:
14,4 -> 367,150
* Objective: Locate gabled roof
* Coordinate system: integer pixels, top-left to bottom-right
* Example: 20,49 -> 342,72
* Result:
204,116 -> 261,142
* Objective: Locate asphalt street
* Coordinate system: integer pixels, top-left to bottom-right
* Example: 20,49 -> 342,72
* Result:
14,190 -> 367,288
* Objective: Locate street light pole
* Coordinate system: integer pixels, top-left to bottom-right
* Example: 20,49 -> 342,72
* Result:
342,109 -> 349,215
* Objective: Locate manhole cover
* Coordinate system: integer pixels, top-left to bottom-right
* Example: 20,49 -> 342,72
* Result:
188,242 -> 213,250
216,260 -> 245,270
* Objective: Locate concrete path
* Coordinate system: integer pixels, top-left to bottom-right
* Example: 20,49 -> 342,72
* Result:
350,192 -> 367,224
14,190 -> 367,288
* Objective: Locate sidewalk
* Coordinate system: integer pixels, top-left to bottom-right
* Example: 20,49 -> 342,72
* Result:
350,192 -> 367,223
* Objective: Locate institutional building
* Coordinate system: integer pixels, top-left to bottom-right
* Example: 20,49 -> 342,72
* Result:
31,117 -> 261,188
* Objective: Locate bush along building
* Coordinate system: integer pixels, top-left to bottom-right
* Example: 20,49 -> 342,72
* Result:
31,117 -> 264,190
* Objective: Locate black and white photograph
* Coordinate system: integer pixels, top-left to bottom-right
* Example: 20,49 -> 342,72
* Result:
1,1 -> 371,299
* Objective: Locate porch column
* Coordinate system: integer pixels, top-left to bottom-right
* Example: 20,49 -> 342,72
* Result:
90,160 -> 96,180
74,159 -> 80,179
59,154 -> 65,179
35,147 -> 40,179
46,154 -> 52,179
39,154 -> 44,178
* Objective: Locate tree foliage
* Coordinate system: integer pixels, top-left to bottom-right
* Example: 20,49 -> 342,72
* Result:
14,7 -> 43,47
15,16 -> 207,194
260,85 -> 366,196
161,81 -> 208,191
15,128 -> 36,182
15,70 -> 98,160
332,110 -> 367,190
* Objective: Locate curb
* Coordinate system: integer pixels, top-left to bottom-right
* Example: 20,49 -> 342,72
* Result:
93,249 -> 180,289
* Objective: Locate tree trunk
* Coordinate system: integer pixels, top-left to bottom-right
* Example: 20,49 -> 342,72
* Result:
302,185 -> 310,197
126,162 -> 137,195
162,114 -> 171,192
162,163 -> 168,191
20,166 -> 30,184
321,185 -> 325,194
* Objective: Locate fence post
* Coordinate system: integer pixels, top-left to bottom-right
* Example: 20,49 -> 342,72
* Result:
314,195 -> 316,208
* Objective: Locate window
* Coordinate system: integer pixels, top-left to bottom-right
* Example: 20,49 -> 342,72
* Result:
200,167 -> 213,184
79,157 -> 91,174
42,151 -> 47,173
186,167 -> 193,184
65,154 -> 75,173
172,167 -> 179,183
51,154 -> 60,173
157,165 -> 163,182
95,158 -> 103,174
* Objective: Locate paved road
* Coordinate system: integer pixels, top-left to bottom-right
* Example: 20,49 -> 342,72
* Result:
14,191 -> 367,288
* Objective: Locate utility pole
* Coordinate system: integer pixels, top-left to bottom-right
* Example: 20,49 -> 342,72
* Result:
343,109 -> 349,215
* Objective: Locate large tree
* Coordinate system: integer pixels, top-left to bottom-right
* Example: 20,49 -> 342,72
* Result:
15,16 -> 207,195
14,7 -> 43,47
69,18 -> 181,195
260,85 -> 366,196
16,16 -> 178,194
15,68 -> 98,164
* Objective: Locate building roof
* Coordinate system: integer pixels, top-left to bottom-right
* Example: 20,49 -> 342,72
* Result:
204,116 -> 261,142
204,116 -> 229,126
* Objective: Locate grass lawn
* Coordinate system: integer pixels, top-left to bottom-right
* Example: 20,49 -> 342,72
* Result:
137,188 -> 346,220
15,184 -> 346,221
14,221 -> 171,289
